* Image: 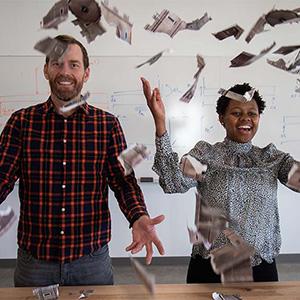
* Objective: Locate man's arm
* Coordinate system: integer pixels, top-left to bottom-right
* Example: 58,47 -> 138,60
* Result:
106,118 -> 148,224
107,118 -> 164,264
0,112 -> 22,204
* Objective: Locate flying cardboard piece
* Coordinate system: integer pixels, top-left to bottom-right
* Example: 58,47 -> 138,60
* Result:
194,54 -> 206,79
230,42 -> 276,67
273,45 -> 300,55
40,0 -> 69,29
187,226 -> 204,245
69,0 -> 101,23
266,58 -> 287,71
179,54 -> 205,103
185,13 -> 212,30
34,37 -> 68,61
265,9 -> 300,26
60,92 -> 90,113
196,207 -> 228,250
145,9 -> 211,38
180,155 -> 207,181
267,59 -> 300,74
287,163 -> 300,191
296,78 -> 300,93
188,193 -> 228,249
180,77 -> 200,103
130,257 -> 155,295
246,7 -> 300,43
210,229 -> 255,283
41,0 -> 106,44
118,144 -> 150,175
101,0 -> 133,44
267,50 -> 300,74
245,15 -> 267,43
73,19 -> 106,43
218,88 -> 256,102
136,49 -> 170,68
213,24 -> 244,40
0,206 -> 16,237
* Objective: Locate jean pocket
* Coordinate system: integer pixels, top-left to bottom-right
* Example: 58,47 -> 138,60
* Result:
89,244 -> 108,258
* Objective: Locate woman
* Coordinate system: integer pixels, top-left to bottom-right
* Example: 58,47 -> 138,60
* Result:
141,77 -> 299,283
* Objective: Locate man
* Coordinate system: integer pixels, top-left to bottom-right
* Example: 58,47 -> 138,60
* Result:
0,35 -> 164,287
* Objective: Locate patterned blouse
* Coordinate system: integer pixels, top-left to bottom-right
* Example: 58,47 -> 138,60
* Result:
153,132 -> 298,266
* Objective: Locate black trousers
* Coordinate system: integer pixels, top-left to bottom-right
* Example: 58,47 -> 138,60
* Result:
186,255 -> 278,283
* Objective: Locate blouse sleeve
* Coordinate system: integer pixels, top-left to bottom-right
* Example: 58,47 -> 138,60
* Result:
152,131 -> 198,193
267,144 -> 299,190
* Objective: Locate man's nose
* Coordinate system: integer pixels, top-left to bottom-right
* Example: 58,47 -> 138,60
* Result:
58,63 -> 71,74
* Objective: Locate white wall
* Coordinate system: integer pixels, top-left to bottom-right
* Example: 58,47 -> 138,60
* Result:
0,0 -> 300,258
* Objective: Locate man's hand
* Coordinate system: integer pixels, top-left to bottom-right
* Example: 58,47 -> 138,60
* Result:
126,214 -> 165,265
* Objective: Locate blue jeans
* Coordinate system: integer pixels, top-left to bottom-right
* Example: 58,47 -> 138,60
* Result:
14,245 -> 114,287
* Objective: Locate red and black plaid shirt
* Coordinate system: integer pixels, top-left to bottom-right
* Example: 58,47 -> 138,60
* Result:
0,98 -> 148,262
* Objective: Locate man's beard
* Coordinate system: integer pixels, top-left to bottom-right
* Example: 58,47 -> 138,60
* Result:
49,75 -> 84,102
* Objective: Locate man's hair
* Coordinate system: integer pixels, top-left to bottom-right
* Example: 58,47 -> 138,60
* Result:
45,35 -> 89,69
216,83 -> 266,115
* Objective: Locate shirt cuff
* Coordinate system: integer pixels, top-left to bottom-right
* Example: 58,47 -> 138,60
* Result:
155,131 -> 173,155
129,212 -> 149,228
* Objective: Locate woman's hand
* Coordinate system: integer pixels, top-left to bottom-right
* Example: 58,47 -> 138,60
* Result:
141,77 -> 166,137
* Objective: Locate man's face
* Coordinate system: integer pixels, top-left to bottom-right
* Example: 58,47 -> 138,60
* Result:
219,99 -> 260,143
44,44 -> 90,102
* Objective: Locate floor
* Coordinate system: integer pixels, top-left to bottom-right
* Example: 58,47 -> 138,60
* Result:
0,258 -> 300,287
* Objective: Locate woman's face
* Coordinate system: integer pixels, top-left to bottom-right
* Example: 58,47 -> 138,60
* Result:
219,99 -> 260,143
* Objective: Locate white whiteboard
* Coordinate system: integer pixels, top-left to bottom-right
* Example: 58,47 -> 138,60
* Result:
0,55 -> 299,179
1,0 -> 300,259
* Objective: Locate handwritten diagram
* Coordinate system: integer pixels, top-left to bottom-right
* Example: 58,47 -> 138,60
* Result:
0,55 -> 299,176
281,115 -> 300,144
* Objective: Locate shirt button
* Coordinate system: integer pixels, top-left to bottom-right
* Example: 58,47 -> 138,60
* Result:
63,139 -> 67,143
61,207 -> 65,212
60,230 -> 64,235
62,184 -> 66,189
63,161 -> 66,166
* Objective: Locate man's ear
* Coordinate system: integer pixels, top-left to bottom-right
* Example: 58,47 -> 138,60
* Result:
83,67 -> 90,83
43,64 -> 49,80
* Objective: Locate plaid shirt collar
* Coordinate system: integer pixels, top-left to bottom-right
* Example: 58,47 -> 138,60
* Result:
39,96 -> 90,116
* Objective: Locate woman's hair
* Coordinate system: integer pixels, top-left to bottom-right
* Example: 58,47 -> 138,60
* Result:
216,83 -> 266,115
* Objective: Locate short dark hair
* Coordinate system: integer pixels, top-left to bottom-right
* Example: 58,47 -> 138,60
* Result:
216,83 -> 266,115
45,35 -> 89,69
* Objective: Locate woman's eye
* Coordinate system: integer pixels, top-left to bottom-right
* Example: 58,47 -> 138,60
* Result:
249,112 -> 258,117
